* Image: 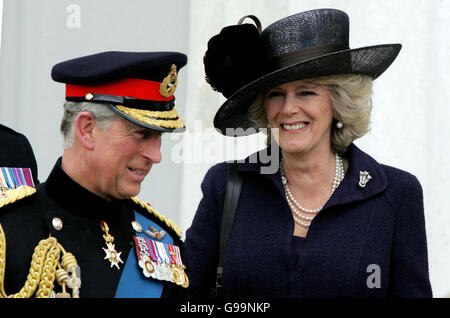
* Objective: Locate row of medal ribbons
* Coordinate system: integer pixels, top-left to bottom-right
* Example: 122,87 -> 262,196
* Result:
133,236 -> 188,287
0,167 -> 35,191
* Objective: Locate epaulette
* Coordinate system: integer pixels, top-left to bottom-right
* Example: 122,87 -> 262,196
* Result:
130,197 -> 182,238
0,186 -> 37,209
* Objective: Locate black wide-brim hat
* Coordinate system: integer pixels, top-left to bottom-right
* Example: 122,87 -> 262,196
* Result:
52,51 -> 187,133
205,9 -> 402,136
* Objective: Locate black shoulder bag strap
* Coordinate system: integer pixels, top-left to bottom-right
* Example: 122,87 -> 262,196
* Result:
215,161 -> 243,297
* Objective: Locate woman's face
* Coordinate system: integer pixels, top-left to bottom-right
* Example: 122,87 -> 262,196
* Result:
264,79 -> 334,156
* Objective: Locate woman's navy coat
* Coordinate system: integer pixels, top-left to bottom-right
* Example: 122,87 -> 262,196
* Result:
184,144 -> 432,297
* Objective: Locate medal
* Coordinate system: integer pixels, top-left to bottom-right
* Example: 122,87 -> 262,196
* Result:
154,240 -> 173,281
132,235 -> 189,287
100,220 -> 124,270
134,236 -> 156,278
134,236 -> 158,279
173,245 -> 189,287
167,244 -> 183,285
148,238 -> 164,280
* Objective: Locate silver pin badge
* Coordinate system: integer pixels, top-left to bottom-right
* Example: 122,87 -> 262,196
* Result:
144,226 -> 166,240
358,171 -> 372,188
131,221 -> 143,233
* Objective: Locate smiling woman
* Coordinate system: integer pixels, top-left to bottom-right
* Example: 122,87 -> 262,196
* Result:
184,8 -> 432,298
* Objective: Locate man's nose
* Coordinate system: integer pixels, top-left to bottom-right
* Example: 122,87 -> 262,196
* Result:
141,136 -> 162,164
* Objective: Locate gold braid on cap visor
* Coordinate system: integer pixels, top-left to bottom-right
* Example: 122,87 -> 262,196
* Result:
116,105 -> 184,129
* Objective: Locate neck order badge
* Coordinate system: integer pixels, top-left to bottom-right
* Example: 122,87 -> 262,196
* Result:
100,221 -> 124,270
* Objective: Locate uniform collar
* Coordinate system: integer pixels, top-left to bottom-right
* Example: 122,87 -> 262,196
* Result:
237,143 -> 388,209
44,157 -> 125,220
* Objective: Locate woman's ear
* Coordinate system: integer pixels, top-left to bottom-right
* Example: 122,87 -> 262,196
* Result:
75,111 -> 96,150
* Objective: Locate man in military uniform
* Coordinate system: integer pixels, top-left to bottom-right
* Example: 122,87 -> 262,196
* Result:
0,124 -> 39,186
0,51 -> 188,298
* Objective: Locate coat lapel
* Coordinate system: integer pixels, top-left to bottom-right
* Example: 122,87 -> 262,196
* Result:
236,143 -> 388,209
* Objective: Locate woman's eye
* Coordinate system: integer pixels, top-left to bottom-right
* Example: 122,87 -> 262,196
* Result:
300,91 -> 316,96
266,91 -> 283,98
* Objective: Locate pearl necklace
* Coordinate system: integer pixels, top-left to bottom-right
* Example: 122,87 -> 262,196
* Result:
279,154 -> 345,227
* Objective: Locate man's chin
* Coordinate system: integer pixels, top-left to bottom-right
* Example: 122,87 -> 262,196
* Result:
116,186 -> 141,200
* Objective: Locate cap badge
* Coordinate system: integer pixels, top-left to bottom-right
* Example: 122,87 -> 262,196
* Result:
159,64 -> 178,98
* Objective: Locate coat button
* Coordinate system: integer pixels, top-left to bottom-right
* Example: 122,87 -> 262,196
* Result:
52,217 -> 63,231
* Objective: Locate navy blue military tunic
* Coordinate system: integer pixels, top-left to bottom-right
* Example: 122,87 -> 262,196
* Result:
184,144 -> 432,298
0,158 -> 185,298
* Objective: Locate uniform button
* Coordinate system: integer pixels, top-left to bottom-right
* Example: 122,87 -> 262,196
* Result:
52,217 -> 63,231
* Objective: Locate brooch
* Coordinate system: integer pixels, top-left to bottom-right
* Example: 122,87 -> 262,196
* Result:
358,171 -> 372,188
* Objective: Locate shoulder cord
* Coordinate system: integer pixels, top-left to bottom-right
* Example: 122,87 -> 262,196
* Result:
0,224 -> 80,298
0,186 -> 37,208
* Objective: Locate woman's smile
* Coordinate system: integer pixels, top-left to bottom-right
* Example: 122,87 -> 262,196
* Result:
281,121 -> 310,133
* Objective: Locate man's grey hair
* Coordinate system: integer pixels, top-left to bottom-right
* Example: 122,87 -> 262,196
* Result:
60,101 -> 121,149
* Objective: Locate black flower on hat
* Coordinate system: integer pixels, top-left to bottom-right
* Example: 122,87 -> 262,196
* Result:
204,16 -> 264,99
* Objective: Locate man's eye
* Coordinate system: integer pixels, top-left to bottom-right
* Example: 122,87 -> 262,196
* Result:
133,132 -> 145,138
134,131 -> 162,139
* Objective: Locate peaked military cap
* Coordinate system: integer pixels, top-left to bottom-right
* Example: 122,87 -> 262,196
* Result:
51,51 -> 187,132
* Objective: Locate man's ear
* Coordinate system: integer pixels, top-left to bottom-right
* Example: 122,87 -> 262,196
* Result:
75,111 -> 96,150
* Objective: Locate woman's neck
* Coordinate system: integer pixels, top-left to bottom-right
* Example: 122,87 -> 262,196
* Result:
281,146 -> 336,194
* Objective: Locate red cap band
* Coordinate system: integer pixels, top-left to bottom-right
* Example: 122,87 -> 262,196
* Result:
65,78 -> 174,102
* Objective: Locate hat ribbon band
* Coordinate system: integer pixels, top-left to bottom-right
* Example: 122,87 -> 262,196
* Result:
268,44 -> 349,70
66,93 -> 175,111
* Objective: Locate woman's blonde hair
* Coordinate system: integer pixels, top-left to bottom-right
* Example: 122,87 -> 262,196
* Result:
249,74 -> 373,153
